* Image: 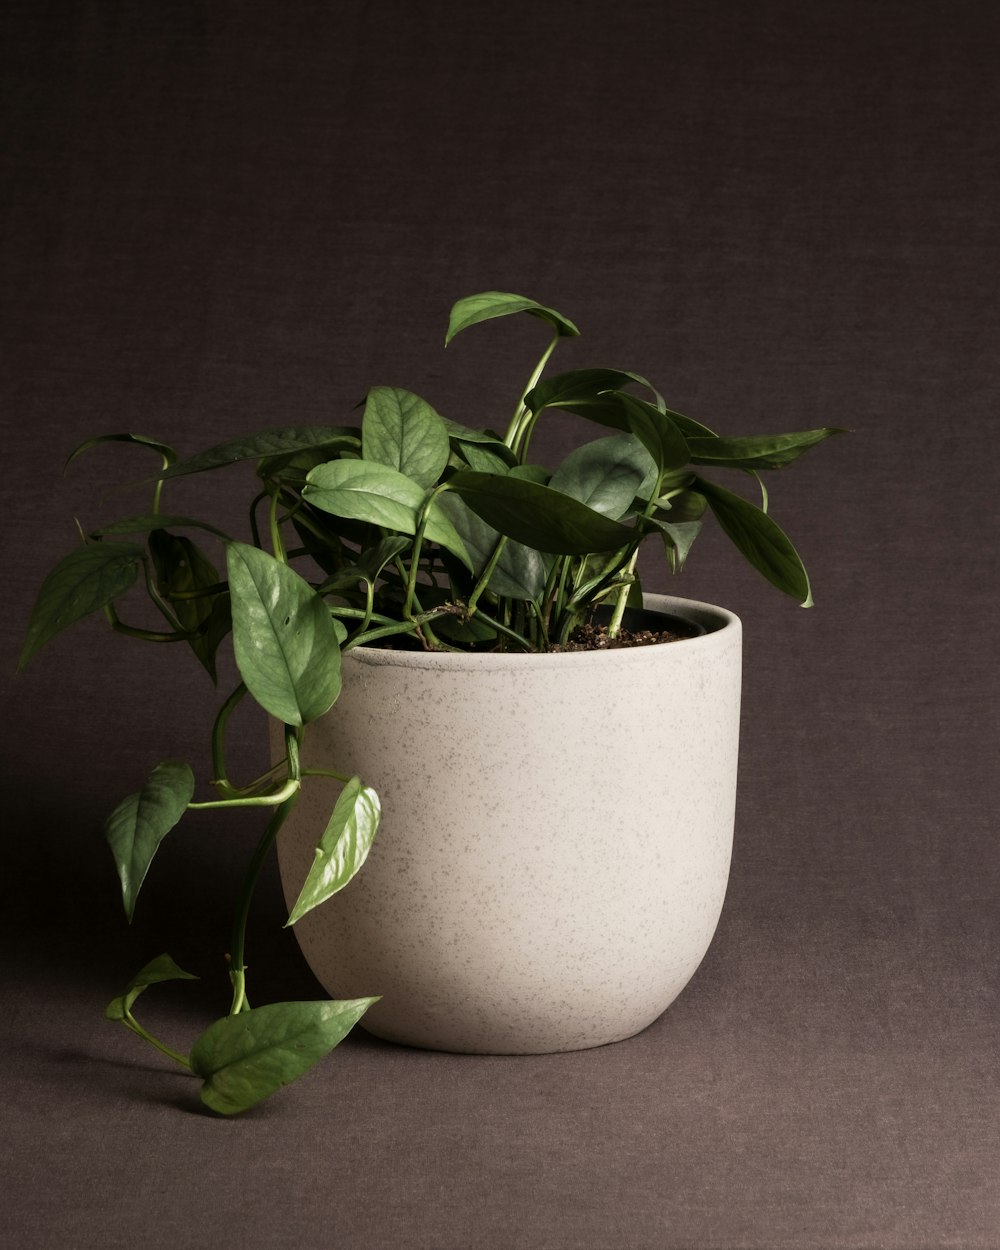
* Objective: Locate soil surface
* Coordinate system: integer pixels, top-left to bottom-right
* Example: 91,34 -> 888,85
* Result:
551,623 -> 688,652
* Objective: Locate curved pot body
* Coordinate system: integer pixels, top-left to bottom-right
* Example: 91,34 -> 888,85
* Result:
277,594 -> 742,1054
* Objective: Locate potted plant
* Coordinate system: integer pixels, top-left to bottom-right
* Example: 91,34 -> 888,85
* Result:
19,291 -> 843,1113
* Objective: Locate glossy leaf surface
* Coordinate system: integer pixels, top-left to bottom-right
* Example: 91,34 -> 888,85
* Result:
105,953 -> 198,1020
104,761 -> 195,922
696,477 -> 813,605
445,291 -> 578,344
190,998 -> 378,1115
18,542 -> 145,670
447,472 -> 636,556
227,543 -> 342,725
286,777 -> 380,926
361,387 -> 451,488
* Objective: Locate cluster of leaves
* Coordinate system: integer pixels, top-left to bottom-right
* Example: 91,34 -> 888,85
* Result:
18,291 -> 843,1114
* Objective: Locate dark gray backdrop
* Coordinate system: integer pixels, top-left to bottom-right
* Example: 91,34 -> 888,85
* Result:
2,3 -> 997,1248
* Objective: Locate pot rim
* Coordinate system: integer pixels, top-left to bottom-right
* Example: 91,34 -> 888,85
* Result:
343,593 -> 741,671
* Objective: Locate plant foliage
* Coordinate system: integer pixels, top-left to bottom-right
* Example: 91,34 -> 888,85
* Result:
20,291 -> 843,1112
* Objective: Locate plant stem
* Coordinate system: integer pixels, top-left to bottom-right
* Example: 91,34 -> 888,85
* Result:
504,331 -> 560,456
466,535 -> 508,615
228,791 -> 300,1015
122,1012 -> 191,1070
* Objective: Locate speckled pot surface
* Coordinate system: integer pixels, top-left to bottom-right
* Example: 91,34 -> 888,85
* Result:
277,594 -> 742,1054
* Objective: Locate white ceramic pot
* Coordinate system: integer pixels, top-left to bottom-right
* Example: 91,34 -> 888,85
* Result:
277,594 -> 742,1054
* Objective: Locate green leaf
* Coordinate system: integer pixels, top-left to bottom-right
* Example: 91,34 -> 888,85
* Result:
549,435 -> 658,519
646,518 -> 703,572
446,471 -> 636,556
303,462 -> 472,569
190,998 -> 378,1115
158,427 -> 358,481
105,953 -> 198,1021
614,393 -> 690,476
316,536 -> 411,595
148,530 -> 231,681
686,427 -> 848,470
361,387 -> 451,488
304,460 -> 425,532
454,441 -> 516,474
435,493 -> 552,602
286,778 -> 380,926
226,543 -> 342,725
65,432 -> 178,472
18,542 -> 145,670
445,291 -> 579,345
104,762 -> 195,922
695,476 -> 813,606
440,417 -> 511,447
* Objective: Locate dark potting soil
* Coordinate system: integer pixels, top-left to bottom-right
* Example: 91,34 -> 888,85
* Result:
550,623 -> 688,652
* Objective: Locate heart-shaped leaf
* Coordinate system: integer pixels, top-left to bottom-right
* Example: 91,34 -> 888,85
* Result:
104,761 -> 195,921
361,387 -> 451,488
105,953 -> 198,1021
446,471 -> 636,556
445,292 -> 579,344
227,543 -> 342,725
286,777 -> 381,926
696,476 -> 813,605
18,541 -> 145,670
190,998 -> 378,1115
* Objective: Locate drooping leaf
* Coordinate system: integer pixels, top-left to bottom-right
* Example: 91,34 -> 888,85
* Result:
285,778 -> 381,926
440,417 -> 511,447
18,541 -> 145,670
614,393 -> 690,477
686,427 -> 848,470
446,471 -> 636,556
549,434 -> 658,519
695,476 -> 813,606
104,761 -> 196,922
361,387 -> 451,488
445,291 -> 579,345
148,530 -> 231,681
105,953 -> 199,1021
158,427 -> 359,481
226,543 -> 342,725
646,518 -> 703,572
190,998 -> 378,1115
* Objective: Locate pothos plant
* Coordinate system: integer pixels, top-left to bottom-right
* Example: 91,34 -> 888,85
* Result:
19,291 -> 843,1114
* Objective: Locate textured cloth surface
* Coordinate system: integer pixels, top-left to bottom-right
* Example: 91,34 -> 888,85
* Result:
2,2 -> 997,1247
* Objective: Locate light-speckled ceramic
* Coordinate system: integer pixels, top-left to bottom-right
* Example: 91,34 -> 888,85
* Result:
277,594 -> 742,1054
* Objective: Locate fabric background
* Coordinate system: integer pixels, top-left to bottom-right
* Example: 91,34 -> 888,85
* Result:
2,2 -> 997,1247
